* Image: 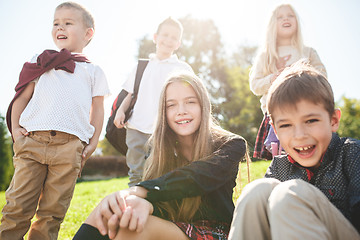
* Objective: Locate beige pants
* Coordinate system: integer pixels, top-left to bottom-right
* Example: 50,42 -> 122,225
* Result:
0,131 -> 84,240
228,178 -> 360,240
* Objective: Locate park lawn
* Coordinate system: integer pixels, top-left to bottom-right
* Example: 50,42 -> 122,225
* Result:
0,160 -> 271,239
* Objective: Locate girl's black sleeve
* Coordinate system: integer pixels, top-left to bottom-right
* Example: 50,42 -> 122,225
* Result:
137,136 -> 246,203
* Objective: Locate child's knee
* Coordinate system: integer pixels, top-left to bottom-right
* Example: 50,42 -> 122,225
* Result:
268,179 -> 312,211
237,178 -> 280,204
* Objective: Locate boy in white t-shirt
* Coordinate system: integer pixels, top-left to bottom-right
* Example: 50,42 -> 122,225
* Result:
0,2 -> 110,239
114,17 -> 193,187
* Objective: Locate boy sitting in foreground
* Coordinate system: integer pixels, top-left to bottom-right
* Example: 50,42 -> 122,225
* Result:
228,60 -> 360,240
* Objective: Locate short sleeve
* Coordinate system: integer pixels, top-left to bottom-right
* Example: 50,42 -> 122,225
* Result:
92,65 -> 110,97
122,65 -> 137,93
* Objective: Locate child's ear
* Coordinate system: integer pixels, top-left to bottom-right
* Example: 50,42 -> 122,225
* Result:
174,40 -> 181,51
86,28 -> 94,42
153,33 -> 158,44
331,108 -> 341,132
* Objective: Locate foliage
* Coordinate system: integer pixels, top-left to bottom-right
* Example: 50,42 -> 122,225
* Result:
137,35 -> 155,59
231,45 -> 258,67
213,64 -> 263,145
337,96 -> 360,139
0,114 -> 13,191
178,16 -> 224,78
98,137 -> 122,156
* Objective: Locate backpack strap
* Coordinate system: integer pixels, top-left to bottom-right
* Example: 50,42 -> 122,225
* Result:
125,59 -> 149,119
133,59 -> 149,98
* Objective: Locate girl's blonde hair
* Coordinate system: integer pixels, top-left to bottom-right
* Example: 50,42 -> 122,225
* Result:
252,4 -> 303,76
143,73 -> 236,221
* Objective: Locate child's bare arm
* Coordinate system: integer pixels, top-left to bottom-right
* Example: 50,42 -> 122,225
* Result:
79,96 -> 104,176
113,92 -> 132,128
11,82 -> 35,141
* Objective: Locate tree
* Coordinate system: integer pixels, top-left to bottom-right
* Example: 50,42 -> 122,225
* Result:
213,65 -> 263,145
0,114 -> 13,191
337,96 -> 360,139
98,137 -> 122,156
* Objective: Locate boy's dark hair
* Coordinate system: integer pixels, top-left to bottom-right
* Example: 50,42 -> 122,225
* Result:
156,17 -> 183,36
56,2 -> 95,29
267,59 -> 334,120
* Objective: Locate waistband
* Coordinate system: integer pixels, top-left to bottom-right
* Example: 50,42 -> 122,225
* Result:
29,130 -> 78,140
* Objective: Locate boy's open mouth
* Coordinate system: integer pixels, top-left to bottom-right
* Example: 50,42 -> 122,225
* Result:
57,35 -> 67,39
294,145 -> 315,154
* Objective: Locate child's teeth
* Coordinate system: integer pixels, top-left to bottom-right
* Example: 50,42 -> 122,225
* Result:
178,120 -> 190,124
297,146 -> 311,151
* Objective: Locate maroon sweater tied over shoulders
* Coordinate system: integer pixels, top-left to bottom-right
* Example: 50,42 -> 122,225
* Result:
6,48 -> 90,135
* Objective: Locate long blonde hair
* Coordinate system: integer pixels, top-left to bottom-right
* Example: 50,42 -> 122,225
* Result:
143,73 -> 234,221
253,4 -> 304,76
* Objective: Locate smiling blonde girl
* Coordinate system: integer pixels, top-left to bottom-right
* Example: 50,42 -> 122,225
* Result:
74,73 -> 250,240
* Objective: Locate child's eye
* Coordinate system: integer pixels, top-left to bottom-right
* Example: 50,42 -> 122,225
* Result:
66,22 -> 72,25
53,23 -> 59,26
166,104 -> 175,108
279,123 -> 291,128
306,119 -> 319,124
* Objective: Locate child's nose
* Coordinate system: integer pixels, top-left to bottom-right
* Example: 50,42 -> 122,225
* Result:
293,125 -> 306,139
56,24 -> 64,30
177,104 -> 187,115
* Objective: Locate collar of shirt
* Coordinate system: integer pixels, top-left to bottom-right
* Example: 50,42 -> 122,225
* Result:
287,154 -> 325,181
149,53 -> 179,63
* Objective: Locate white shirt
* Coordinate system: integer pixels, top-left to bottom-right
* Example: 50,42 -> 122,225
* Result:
20,56 -> 110,143
122,54 -> 193,134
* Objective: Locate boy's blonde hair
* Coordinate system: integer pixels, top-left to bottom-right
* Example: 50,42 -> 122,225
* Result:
267,60 -> 334,121
251,4 -> 303,77
56,2 -> 94,29
156,17 -> 183,37
143,73 -> 237,221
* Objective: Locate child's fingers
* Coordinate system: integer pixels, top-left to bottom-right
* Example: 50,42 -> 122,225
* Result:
108,194 -> 123,217
99,196 -> 117,222
93,208 -> 108,236
128,209 -> 138,231
20,128 -> 29,136
82,147 -> 88,159
119,206 -> 132,229
107,214 -> 120,239
116,191 -> 128,212
136,210 -> 149,233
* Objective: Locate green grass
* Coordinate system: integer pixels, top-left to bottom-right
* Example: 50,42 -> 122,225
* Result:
233,159 -> 271,200
0,160 -> 270,239
58,177 -> 129,239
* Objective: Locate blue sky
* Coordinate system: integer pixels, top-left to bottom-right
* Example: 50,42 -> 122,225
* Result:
1,0 -> 359,136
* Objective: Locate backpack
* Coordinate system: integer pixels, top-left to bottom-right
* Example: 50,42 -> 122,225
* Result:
105,59 -> 149,155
